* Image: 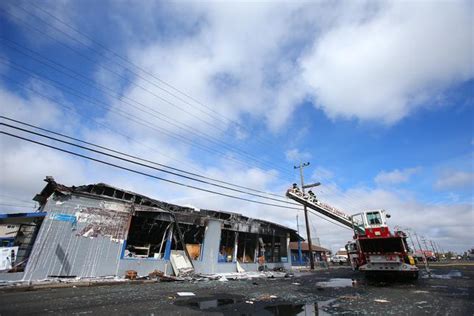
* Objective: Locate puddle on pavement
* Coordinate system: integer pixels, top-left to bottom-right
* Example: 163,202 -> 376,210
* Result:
265,303 -> 317,315
188,298 -> 239,310
178,296 -> 335,315
424,270 -> 463,279
316,278 -> 354,288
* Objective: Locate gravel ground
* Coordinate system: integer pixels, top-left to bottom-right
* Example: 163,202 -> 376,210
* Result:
0,264 -> 472,315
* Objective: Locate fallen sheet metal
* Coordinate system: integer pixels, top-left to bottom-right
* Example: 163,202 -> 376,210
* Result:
170,250 -> 194,276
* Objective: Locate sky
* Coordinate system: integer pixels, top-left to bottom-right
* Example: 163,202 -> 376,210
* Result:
0,0 -> 473,254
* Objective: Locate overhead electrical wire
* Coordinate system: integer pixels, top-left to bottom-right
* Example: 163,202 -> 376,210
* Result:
1,6 -> 229,135
0,124 -> 354,231
0,60 -> 294,177
0,117 -> 298,204
0,203 -> 37,209
0,130 -> 303,211
20,1 -> 289,154
1,115 -> 287,199
1,5 -> 367,227
0,121 -> 298,206
0,125 -> 358,231
0,74 -> 205,175
3,3 -> 288,160
26,1 -> 231,125
0,194 -> 36,205
3,3 -> 295,174
0,38 -> 292,176
4,4 -> 370,205
2,121 -> 354,230
0,50 -> 295,181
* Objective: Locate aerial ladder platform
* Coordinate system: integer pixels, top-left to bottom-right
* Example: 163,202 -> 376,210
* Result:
286,185 -> 419,279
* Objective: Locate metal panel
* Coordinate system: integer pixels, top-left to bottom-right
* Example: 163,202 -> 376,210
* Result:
23,194 -> 130,281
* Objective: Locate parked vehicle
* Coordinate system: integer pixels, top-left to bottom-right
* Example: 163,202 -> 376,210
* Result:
331,255 -> 348,265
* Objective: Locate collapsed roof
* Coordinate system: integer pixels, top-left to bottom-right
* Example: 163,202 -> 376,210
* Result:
34,177 -> 303,241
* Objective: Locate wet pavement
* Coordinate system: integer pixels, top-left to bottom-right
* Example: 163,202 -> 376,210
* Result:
0,264 -> 473,315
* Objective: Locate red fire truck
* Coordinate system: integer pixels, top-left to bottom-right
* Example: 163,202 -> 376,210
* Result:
286,186 -> 418,279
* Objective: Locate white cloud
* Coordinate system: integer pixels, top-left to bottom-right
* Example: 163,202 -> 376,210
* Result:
311,166 -> 334,182
285,148 -> 312,162
301,1 -> 473,124
374,167 -> 420,185
435,170 -> 474,191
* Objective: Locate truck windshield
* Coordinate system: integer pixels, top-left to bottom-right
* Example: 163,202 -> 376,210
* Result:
366,212 -> 382,225
351,214 -> 365,234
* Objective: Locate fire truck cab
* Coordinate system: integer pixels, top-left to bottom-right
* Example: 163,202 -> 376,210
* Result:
351,210 -> 391,238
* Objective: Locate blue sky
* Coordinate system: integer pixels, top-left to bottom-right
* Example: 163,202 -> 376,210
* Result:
0,0 -> 473,253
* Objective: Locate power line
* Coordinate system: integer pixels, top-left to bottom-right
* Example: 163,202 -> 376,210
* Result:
0,203 -> 36,208
1,5 -> 229,135
1,118 -> 298,205
307,209 -> 352,231
0,61 -> 295,179
20,1 -> 288,153
0,38 -> 292,176
0,73 -> 203,175
1,115 -> 288,200
0,130 -> 303,211
4,3 -> 287,161
0,57 -> 294,179
0,194 -> 35,205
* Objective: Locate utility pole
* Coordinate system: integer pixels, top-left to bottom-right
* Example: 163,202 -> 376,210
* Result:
294,162 -> 316,270
296,214 -> 303,265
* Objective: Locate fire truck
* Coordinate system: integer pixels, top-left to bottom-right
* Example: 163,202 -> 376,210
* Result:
286,186 -> 418,279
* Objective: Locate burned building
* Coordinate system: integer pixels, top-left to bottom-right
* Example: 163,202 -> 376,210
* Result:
1,177 -> 301,281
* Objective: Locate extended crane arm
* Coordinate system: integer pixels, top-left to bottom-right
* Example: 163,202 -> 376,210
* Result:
286,188 -> 354,229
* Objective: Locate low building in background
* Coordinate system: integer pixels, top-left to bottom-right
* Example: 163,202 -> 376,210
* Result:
289,241 -> 329,266
0,177 -> 302,281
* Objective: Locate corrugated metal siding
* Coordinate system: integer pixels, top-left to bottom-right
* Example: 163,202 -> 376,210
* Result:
20,193 -> 294,281
23,194 -> 130,281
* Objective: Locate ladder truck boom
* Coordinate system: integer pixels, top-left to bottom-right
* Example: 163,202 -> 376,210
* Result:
286,187 -> 353,229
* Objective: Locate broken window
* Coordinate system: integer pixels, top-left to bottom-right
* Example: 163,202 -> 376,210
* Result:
125,215 -> 171,259
258,234 -> 288,263
237,232 -> 257,263
218,229 -> 236,262
127,211 -> 206,260
170,223 -> 205,260
275,235 -> 288,263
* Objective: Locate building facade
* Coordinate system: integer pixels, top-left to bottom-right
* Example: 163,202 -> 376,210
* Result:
1,177 -> 301,281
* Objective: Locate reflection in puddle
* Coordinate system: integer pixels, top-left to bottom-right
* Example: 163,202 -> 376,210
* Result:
265,303 -> 316,315
189,298 -> 239,310
425,270 -> 463,279
180,297 -> 335,315
316,278 -> 354,288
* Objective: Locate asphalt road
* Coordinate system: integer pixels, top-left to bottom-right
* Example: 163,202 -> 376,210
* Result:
0,264 -> 473,315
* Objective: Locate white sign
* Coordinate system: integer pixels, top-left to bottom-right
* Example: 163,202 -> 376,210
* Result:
0,246 -> 18,271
